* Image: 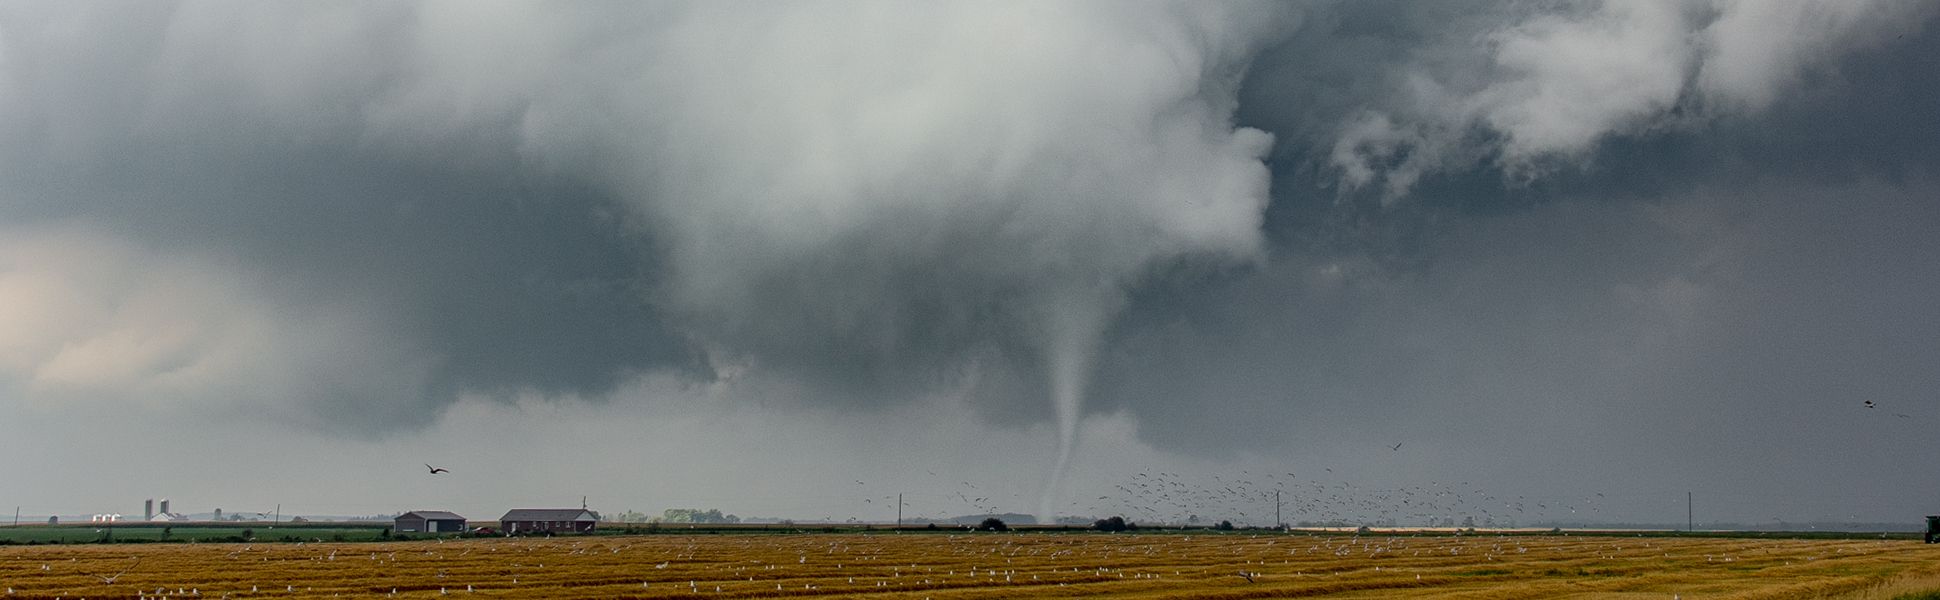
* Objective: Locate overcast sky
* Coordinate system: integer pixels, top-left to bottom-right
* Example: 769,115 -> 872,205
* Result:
3,1 -> 1937,527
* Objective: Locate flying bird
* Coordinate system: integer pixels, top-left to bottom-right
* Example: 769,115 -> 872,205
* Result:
426,464 -> 450,474
1390,442 -> 1403,451
1864,400 -> 1875,409
90,557 -> 140,584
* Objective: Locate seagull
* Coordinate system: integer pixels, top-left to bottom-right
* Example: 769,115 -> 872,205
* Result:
91,557 -> 140,584
426,464 -> 450,474
1864,400 -> 1876,409
1390,442 -> 1403,451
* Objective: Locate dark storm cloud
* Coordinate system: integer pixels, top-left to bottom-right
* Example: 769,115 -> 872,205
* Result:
1,0 -> 1935,507
0,1 -> 1290,441
3,1 -> 1939,526
1087,6 -> 1940,510
0,2 -> 700,432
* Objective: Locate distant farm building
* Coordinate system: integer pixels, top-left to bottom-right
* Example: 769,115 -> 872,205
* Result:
394,511 -> 467,533
149,512 -> 188,522
499,509 -> 598,534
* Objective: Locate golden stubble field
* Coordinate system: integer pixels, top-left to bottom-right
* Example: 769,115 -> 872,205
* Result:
4,533 -> 1940,599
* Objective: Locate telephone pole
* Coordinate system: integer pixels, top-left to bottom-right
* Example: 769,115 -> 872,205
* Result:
1687,492 -> 1693,532
896,493 -> 904,529
1275,490 -> 1282,528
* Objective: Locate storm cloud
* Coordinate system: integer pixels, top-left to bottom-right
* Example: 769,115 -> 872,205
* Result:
2,1 -> 1937,523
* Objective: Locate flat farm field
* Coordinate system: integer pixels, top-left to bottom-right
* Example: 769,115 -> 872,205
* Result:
5,532 -> 1940,599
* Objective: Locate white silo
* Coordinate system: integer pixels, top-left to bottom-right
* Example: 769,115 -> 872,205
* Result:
144,499 -> 154,520
159,499 -> 170,516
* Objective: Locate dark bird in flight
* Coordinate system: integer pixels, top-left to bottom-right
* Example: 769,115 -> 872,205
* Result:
426,464 -> 450,474
1390,442 -> 1403,451
1864,400 -> 1875,409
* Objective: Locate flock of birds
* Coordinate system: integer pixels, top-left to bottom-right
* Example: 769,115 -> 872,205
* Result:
832,464 -> 1615,529
827,401 -> 1929,528
404,399 -> 1924,527
1085,471 -> 1609,528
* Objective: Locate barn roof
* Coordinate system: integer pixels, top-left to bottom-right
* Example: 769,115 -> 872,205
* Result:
398,511 -> 466,521
500,509 -> 596,522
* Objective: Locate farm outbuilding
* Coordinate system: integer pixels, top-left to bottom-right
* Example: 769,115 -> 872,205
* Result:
395,510 -> 467,533
499,508 -> 598,534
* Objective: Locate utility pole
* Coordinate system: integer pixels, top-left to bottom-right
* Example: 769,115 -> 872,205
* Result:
1275,490 -> 1282,529
13,506 -> 18,527
274,504 -> 281,526
1687,492 -> 1693,532
896,493 -> 903,529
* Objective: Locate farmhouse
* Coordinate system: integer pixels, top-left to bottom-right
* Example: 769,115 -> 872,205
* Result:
500,508 -> 598,534
394,510 -> 467,533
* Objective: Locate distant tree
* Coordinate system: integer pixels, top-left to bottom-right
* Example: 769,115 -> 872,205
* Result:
1092,516 -> 1129,532
976,518 -> 1009,532
661,508 -> 741,524
615,510 -> 650,523
1214,520 -> 1235,531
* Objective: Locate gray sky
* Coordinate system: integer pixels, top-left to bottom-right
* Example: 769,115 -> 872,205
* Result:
2,1 -> 1937,527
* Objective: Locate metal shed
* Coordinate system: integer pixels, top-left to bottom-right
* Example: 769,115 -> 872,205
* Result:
395,510 -> 467,533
